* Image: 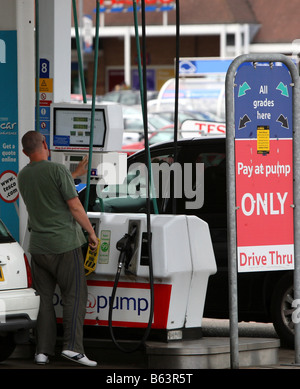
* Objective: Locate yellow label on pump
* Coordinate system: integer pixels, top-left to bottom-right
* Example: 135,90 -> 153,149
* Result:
257,126 -> 270,154
84,238 -> 100,276
39,78 -> 53,93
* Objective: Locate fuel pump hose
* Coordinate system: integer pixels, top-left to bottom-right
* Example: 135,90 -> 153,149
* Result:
107,0 -> 154,354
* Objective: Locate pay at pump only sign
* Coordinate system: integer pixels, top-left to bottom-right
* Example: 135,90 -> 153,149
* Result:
234,63 -> 294,272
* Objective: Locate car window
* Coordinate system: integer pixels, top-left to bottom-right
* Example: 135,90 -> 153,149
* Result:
120,93 -> 138,105
124,117 -> 144,131
102,91 -> 119,102
196,152 -> 226,211
174,144 -> 227,229
128,146 -> 226,218
124,149 -> 175,207
0,219 -> 15,243
148,115 -> 172,130
94,140 -> 226,224
148,141 -> 226,225
124,116 -> 172,134
149,131 -> 174,145
94,147 -> 176,213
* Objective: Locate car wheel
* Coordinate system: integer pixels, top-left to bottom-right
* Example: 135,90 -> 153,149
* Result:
0,333 -> 16,362
271,273 -> 294,348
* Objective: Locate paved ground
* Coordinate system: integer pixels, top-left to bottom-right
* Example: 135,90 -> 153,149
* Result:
1,319 -> 300,371
254,347 -> 299,369
202,319 -> 300,369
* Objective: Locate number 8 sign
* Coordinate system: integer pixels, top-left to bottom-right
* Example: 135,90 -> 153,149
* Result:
40,58 -> 49,79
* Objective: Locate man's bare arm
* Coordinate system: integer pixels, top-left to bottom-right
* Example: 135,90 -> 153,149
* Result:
66,196 -> 98,250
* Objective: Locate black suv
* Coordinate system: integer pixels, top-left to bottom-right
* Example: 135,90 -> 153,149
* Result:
81,136 -> 294,347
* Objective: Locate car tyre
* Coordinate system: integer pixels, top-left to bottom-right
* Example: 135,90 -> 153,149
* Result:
271,273 -> 294,349
0,332 -> 16,362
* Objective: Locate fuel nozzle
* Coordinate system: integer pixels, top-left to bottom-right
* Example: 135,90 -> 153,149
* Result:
116,225 -> 138,271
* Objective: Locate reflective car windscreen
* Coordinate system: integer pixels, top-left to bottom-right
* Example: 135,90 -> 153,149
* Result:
0,219 -> 15,243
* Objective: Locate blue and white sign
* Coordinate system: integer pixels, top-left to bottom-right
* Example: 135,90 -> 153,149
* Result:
234,61 -> 294,272
0,31 -> 19,240
53,135 -> 70,147
40,58 -> 50,79
234,63 -> 293,139
94,2 -> 175,14
179,58 -> 232,76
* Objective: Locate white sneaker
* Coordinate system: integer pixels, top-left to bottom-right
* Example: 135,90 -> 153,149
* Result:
61,350 -> 97,367
34,353 -> 49,365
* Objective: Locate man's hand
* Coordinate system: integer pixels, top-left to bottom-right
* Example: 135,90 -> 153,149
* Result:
72,155 -> 88,179
88,232 -> 99,252
67,196 -> 99,251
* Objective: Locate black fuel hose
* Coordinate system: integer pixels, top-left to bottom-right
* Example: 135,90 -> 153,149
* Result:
108,0 -> 181,353
108,0 -> 154,353
173,0 -> 180,213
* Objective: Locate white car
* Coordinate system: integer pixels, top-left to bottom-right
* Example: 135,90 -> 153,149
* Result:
0,219 -> 40,362
122,105 -> 173,145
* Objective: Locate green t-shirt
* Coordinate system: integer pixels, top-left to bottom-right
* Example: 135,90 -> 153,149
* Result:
18,160 -> 86,254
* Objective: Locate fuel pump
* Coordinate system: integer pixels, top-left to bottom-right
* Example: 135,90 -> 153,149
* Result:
53,0 -> 217,353
49,102 -> 126,186
81,213 -> 217,343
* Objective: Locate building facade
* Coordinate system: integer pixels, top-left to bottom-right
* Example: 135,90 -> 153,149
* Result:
71,0 -> 300,95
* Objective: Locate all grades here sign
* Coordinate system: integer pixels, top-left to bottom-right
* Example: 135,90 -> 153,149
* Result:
234,63 -> 294,272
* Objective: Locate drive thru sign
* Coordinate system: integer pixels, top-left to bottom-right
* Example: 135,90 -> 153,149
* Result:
226,53 -> 300,369
234,62 -> 294,272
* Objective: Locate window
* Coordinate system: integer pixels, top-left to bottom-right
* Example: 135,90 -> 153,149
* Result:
92,139 -> 227,225
0,219 -> 14,243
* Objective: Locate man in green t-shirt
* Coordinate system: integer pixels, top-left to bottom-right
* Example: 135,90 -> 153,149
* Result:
18,130 -> 98,367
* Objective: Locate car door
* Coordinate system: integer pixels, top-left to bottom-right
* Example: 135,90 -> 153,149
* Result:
126,138 -> 228,314
153,138 -> 229,315
181,139 -> 228,316
0,219 -> 28,291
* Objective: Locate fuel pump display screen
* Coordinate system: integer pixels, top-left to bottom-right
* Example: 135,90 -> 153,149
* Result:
53,107 -> 107,148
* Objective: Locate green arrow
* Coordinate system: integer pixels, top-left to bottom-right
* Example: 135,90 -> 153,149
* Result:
238,82 -> 251,97
276,82 -> 289,97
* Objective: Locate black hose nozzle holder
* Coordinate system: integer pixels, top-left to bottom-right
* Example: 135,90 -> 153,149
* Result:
116,226 -> 137,271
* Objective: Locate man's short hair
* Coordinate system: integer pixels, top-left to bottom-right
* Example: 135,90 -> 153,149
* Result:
22,131 -> 44,155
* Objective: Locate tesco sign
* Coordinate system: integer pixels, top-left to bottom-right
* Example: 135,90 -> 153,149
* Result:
181,119 -> 226,138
